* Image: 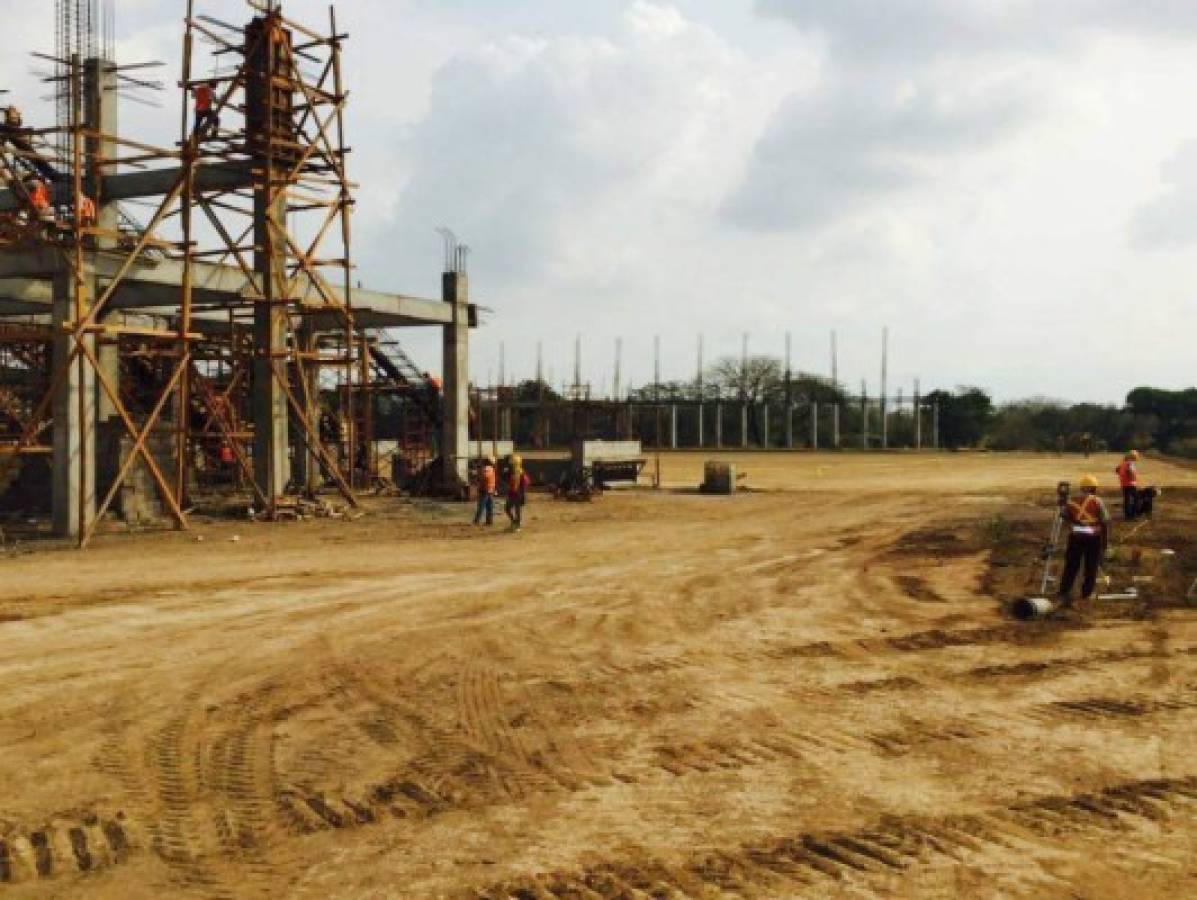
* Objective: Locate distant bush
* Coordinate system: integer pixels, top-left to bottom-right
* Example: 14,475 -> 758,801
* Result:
1166,437 -> 1197,459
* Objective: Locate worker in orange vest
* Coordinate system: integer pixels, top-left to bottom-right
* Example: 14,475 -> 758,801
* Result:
27,178 -> 52,222
77,193 -> 96,227
504,454 -> 531,532
193,80 -> 219,135
1115,450 -> 1141,521
1057,475 -> 1110,607
472,454 -> 496,526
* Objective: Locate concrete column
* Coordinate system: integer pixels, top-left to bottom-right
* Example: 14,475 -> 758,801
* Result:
715,403 -> 723,448
762,404 -> 769,448
251,193 -> 290,500
85,58 -> 122,426
785,402 -> 794,449
442,272 -> 470,486
670,404 -> 678,449
696,403 -> 704,449
811,401 -> 819,450
833,403 -> 841,448
52,271 -> 97,539
294,324 -> 320,495
249,18 -> 293,503
740,403 -> 748,449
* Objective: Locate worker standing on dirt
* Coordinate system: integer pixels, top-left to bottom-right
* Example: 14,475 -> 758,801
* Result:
1057,474 -> 1110,607
473,454 -> 496,527
1115,450 -> 1141,521
505,454 -> 531,532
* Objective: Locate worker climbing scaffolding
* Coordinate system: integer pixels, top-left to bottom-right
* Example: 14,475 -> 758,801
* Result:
192,79 -> 219,136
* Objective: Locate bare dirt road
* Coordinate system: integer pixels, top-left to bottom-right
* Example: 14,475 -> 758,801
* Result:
2,452 -> 1196,898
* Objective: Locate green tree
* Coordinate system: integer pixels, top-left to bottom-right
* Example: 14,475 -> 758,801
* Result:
925,387 -> 994,449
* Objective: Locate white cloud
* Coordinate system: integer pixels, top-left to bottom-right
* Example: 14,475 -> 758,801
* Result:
1130,140 -> 1197,249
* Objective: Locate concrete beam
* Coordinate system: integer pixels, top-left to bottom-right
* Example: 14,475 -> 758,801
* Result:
0,257 -> 462,328
0,160 -> 255,212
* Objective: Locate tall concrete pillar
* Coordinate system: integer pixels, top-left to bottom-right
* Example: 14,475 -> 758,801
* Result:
740,403 -> 748,449
85,58 -> 122,425
697,403 -> 704,449
294,324 -> 320,495
785,402 -> 794,449
762,404 -> 769,448
442,271 -> 470,486
811,401 -> 819,450
715,403 -> 723,448
833,403 -> 841,448
670,404 -> 678,449
249,15 -> 293,503
52,271 -> 96,539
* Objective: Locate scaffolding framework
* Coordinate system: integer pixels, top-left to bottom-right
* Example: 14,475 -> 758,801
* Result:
0,1 -> 473,546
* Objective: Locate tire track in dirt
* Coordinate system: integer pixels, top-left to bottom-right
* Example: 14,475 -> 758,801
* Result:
964,644 -> 1197,681
470,776 -> 1197,898
275,655 -> 619,834
88,679 -> 301,898
0,812 -> 136,886
1030,683 -> 1197,723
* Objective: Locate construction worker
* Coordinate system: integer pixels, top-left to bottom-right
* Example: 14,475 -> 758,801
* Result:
192,80 -> 219,135
3,105 -> 21,128
472,454 -> 496,526
76,193 -> 96,227
1115,450 -> 1141,521
504,454 -> 531,532
1057,474 -> 1110,607
27,177 -> 52,222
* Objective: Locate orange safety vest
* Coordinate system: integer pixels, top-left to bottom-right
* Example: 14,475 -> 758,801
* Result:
219,443 -> 235,464
78,194 -> 96,224
478,463 -> 496,494
29,181 -> 49,211
195,84 -> 213,113
1116,460 -> 1137,489
1066,494 -> 1104,533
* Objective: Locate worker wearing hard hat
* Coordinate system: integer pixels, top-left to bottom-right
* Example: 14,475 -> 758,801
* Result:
472,454 -> 496,526
1115,450 -> 1141,521
504,454 -> 531,532
1057,475 -> 1110,607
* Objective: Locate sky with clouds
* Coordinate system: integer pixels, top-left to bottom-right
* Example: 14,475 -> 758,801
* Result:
2,0 -> 1196,403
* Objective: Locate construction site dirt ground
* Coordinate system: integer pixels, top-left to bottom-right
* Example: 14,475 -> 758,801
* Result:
3,452 -> 1197,899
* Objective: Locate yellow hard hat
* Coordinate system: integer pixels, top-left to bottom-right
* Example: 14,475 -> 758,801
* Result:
486,454 -> 496,465
1080,474 -> 1099,490
512,454 -> 523,468
1127,450 -> 1141,461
